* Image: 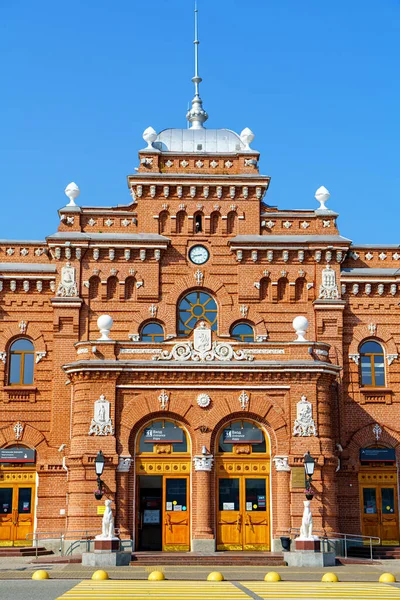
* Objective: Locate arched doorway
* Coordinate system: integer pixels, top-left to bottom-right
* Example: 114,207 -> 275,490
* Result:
0,445 -> 36,546
359,446 -> 399,544
135,420 -> 191,551
215,420 -> 270,551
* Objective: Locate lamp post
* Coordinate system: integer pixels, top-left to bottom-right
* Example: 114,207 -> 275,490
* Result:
304,450 -> 315,500
94,450 -> 105,500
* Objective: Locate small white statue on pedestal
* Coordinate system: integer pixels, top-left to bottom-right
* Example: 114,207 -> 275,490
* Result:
296,500 -> 319,541
96,499 -> 119,540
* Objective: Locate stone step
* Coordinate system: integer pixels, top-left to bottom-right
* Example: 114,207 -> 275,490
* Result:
0,546 -> 53,557
130,552 -> 285,566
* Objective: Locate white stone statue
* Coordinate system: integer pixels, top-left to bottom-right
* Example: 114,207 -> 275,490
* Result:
56,263 -> 78,297
89,395 -> 114,436
319,265 -> 339,300
297,500 -> 319,541
293,396 -> 317,437
96,500 -> 118,540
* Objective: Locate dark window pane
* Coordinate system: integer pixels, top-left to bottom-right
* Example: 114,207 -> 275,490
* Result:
178,291 -> 218,336
361,356 -> 372,386
0,488 -> 13,514
245,479 -> 267,511
141,323 -> 164,343
219,478 -> 240,511
166,478 -> 187,509
23,353 -> 34,385
381,488 -> 395,514
374,358 -> 385,386
363,488 -> 377,514
231,323 -> 254,343
219,422 -> 265,453
139,421 -> 187,453
18,488 -> 32,514
360,341 -> 383,354
10,339 -> 34,351
9,354 -> 22,384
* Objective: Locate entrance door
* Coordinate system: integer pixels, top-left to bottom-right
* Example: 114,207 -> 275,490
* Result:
137,475 -> 190,551
361,485 -> 399,545
217,476 -> 270,550
0,484 -> 35,546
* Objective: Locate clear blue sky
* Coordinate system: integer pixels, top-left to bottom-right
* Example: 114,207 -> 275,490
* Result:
1,1 -> 399,243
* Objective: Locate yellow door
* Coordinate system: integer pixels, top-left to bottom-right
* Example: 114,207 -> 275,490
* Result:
217,476 -> 270,550
0,484 -> 35,546
361,485 -> 399,545
163,477 -> 190,551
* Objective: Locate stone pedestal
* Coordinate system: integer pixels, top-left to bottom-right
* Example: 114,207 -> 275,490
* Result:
82,537 -> 131,567
94,539 -> 120,552
295,540 -> 320,552
284,549 -> 336,567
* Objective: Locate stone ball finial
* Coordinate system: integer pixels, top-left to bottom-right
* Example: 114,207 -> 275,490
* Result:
97,315 -> 113,341
142,127 -> 157,150
293,315 -> 309,342
315,186 -> 330,210
64,182 -> 80,207
240,127 -> 255,150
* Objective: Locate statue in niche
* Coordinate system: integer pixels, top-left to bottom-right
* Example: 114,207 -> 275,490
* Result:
56,262 -> 78,297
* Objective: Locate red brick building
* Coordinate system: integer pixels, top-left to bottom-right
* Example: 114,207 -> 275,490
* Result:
0,58 -> 399,553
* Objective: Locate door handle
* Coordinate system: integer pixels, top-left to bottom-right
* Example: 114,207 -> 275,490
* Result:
236,514 -> 242,532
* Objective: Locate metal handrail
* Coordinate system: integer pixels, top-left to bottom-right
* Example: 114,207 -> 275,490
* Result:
288,528 -> 381,562
26,529 -> 120,559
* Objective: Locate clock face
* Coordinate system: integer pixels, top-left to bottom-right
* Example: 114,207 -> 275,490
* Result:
189,245 -> 209,265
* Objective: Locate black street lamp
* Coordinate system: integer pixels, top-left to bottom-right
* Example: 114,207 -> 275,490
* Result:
94,450 -> 105,500
304,451 -> 315,499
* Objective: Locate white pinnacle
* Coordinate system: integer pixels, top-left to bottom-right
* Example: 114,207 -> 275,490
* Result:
315,186 -> 330,210
64,182 -> 80,207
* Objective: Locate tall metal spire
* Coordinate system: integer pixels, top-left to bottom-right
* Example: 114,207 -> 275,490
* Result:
186,0 -> 208,129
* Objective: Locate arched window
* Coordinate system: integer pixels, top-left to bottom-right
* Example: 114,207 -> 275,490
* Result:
141,322 -> 165,343
138,420 -> 188,453
194,213 -> 203,233
218,421 -> 266,454
176,210 -> 186,234
9,339 -> 34,386
89,276 -> 100,300
178,291 -> 217,337
107,276 -> 118,300
231,323 -> 254,343
210,212 -> 219,234
360,341 -> 385,387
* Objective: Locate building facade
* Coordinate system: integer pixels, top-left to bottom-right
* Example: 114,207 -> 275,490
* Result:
0,83 -> 399,552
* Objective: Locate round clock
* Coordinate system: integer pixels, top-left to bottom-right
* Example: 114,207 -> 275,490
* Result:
189,245 -> 209,265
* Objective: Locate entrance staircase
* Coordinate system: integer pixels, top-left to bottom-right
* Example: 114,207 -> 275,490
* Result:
130,551 -> 286,566
0,546 -> 53,557
348,545 -> 400,560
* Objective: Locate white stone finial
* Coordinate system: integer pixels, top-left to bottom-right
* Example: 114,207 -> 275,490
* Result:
293,315 -> 309,342
142,126 -> 157,149
240,127 -> 255,150
64,182 -> 80,207
315,186 -> 330,210
97,315 -> 113,341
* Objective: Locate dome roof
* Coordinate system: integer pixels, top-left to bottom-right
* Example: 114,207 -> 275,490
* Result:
152,128 -> 255,154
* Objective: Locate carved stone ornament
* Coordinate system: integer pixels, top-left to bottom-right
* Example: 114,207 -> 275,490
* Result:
14,422 -> 24,441
293,395 -> 317,437
154,322 -> 253,363
193,454 -> 214,472
372,423 -> 382,441
88,395 -> 114,436
368,323 -> 377,335
0,352 -> 6,364
19,321 -> 27,334
117,456 -> 133,472
158,389 -> 169,410
56,263 -> 78,297
387,354 -> 398,366
239,390 -> 249,410
273,456 -> 291,472
349,353 -> 360,365
197,393 -> 211,408
240,305 -> 249,318
318,265 -> 339,300
35,351 -> 46,364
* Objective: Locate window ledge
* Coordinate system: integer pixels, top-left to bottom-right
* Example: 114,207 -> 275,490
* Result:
360,388 -> 392,404
2,386 -> 37,403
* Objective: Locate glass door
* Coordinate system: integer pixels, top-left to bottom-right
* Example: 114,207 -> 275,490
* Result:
0,488 -> 13,546
0,484 -> 35,546
243,477 -> 270,550
380,487 -> 399,545
163,477 -> 189,551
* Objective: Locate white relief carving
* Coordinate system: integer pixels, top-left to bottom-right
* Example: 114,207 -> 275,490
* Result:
66,216 -> 74,225
35,248 -> 44,256
195,160 -> 204,168
163,186 -> 169,199
239,390 -> 249,410
88,218 -> 96,227
19,321 -> 27,334
323,220 -> 331,228
36,280 -> 43,292
123,249 -> 130,261
379,252 -> 387,261
77,347 -> 89,355
50,281 -> 56,293
202,186 -> 209,198
108,248 -> 115,261
252,250 -> 258,263
149,304 -> 158,318
255,334 -> 269,342
387,354 -> 398,366
93,248 -> 100,261
140,249 -> 146,261
298,250 -> 305,263
196,203 -> 204,211
281,270 -> 287,277
142,157 -> 153,166
391,284 -> 397,296
283,221 -> 292,229
365,283 -> 372,295
325,251 -> 332,263
137,185 -> 143,197
267,250 -> 273,262
393,253 -> 400,261
117,456 -> 133,472
373,423 -> 382,441
190,186 -> 196,198
350,251 -> 359,260
0,281 -> 3,292
110,268 -> 118,277
210,160 -> 218,168
105,218 -> 113,227
65,247 -> 72,260
13,422 -> 23,440
263,270 -> 270,277
10,280 -> 16,292
75,248 -> 81,260
293,396 -> 317,437
158,389 -> 169,410
136,280 -> 143,289
194,321 -> 212,353
128,334 -> 140,342
177,187 -> 183,200
194,269 -> 203,285
266,220 -> 275,229
230,187 -> 236,200
154,249 -> 161,262
315,250 -> 321,263
180,160 -> 189,168
256,187 -> 263,199
236,250 -> 243,262
254,282 -> 261,289
89,395 -> 114,436
368,323 -> 377,335
298,269 -> 305,277
243,186 -> 249,199
240,305 -> 248,318
225,160 -> 233,168
165,160 -> 173,168
378,284 -> 384,296
154,336 -> 254,363
0,352 -> 6,363
283,251 -> 289,263
20,248 -> 28,256
217,186 -> 223,199
23,280 -> 29,293
35,351 -> 46,364
365,252 -> 373,261
301,221 -> 310,229
193,454 -> 214,472
6,248 -> 14,256
197,393 -> 211,408
273,456 -> 291,472
57,263 -> 78,297
121,219 -> 130,227
341,284 -> 346,295
150,185 -> 156,198
352,283 -> 359,295
306,283 -> 314,290
319,265 -> 339,299
55,247 -> 61,260
349,353 -> 360,365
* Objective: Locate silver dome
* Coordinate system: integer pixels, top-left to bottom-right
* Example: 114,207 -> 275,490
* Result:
153,128 -> 253,154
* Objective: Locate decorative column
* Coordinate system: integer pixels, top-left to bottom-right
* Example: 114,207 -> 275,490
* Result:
116,456 -> 133,539
273,456 -> 291,538
192,453 -> 215,552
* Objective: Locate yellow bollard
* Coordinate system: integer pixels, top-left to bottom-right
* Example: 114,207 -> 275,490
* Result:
321,572 -> 339,583
379,573 -> 396,583
91,570 -> 109,580
148,570 -> 165,581
207,571 -> 224,581
32,570 -> 50,580
264,571 -> 281,582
